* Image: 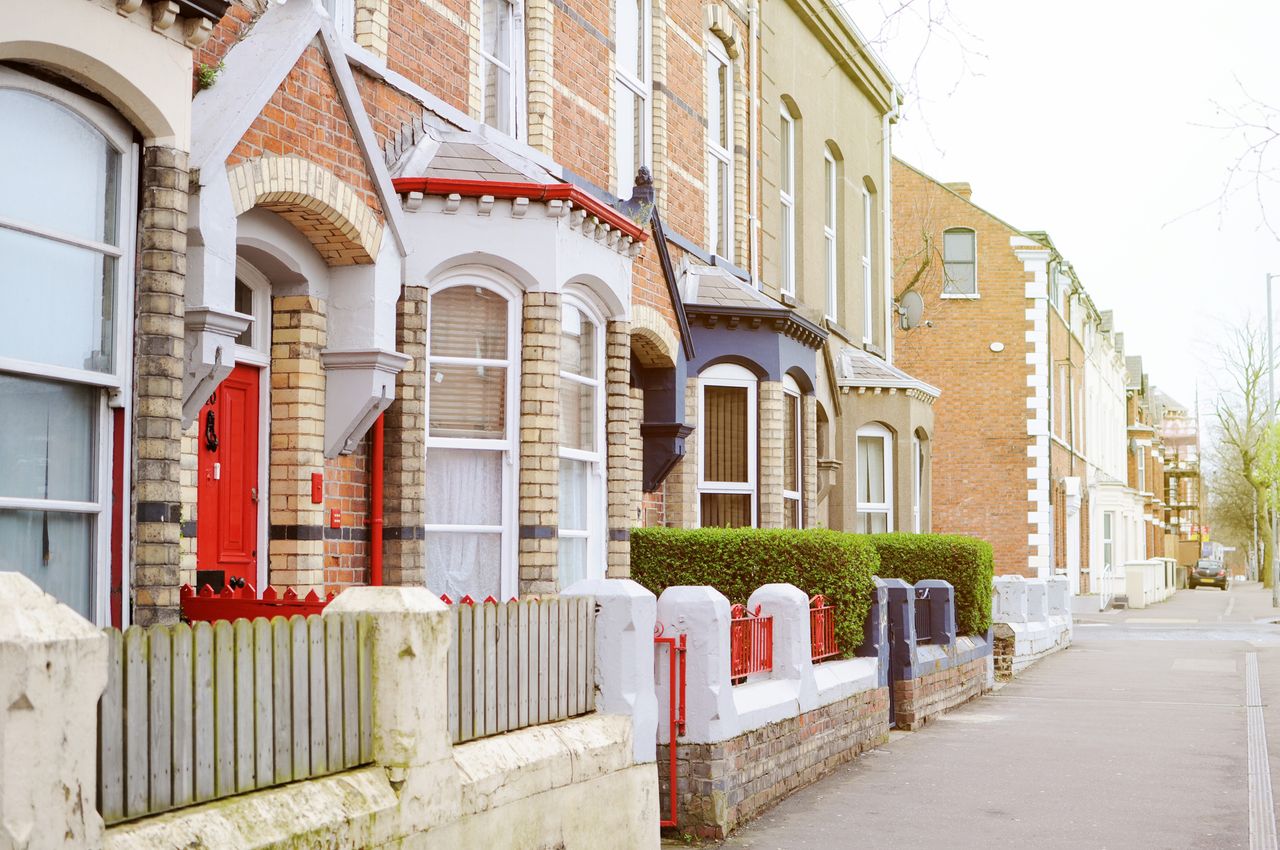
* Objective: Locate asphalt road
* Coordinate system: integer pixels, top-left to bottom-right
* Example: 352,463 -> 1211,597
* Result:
715,581 -> 1280,850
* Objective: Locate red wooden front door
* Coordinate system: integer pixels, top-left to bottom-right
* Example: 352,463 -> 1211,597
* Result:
197,364 -> 261,591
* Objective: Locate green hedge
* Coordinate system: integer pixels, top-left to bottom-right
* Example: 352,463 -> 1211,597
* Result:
869,533 -> 994,635
631,527 -> 878,653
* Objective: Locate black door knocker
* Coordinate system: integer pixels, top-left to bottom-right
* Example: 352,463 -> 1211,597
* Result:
204,408 -> 219,452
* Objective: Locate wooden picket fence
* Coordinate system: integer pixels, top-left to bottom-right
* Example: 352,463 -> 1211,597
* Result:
446,596 -> 596,744
97,613 -> 372,825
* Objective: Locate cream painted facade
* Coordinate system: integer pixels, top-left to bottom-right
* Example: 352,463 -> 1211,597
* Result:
758,0 -> 936,533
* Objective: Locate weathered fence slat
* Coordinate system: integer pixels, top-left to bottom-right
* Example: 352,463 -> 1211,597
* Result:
252,618 -> 274,789
484,602 -> 498,737
585,595 -> 596,711
458,605 -> 473,743
123,625 -> 149,818
357,614 -> 373,763
192,621 -> 214,803
446,606 -> 460,744
171,623 -> 194,808
148,628 -> 173,811
518,600 -> 531,730
98,629 -> 124,822
497,602 -> 512,734
341,615 -> 358,768
308,616 -> 327,775
324,615 -> 342,774
233,619 -> 255,793
539,599 -> 551,725
567,598 -> 579,718
272,617 -> 292,784
290,616 -> 310,779
471,603 -> 486,740
213,620 -> 235,798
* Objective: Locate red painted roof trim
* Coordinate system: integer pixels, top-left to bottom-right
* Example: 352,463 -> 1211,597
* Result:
393,177 -> 648,241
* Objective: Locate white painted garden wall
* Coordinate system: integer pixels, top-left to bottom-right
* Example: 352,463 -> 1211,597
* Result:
992,576 -> 1072,678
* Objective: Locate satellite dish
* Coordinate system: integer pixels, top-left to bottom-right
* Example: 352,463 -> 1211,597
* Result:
897,290 -> 924,330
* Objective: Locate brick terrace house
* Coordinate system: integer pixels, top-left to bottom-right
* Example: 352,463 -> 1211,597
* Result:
892,160 -> 1094,578
1126,357 -> 1168,559
0,0 -> 701,626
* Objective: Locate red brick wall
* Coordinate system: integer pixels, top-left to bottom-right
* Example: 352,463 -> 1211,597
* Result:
385,0 -> 472,113
891,161 -> 1036,576
324,435 -> 371,594
226,42 -> 385,220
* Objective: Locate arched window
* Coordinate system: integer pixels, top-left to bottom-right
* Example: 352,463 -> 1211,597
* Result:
779,101 -> 797,298
0,68 -> 136,621
706,37 -> 734,260
558,296 -> 606,588
424,280 -> 520,600
856,423 -> 893,533
699,363 -> 756,527
942,227 -> 977,297
823,145 -> 839,320
782,375 -> 803,528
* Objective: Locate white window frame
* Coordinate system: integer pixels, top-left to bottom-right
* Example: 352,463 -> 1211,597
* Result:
423,274 -> 522,600
782,375 -> 803,529
557,293 -> 608,588
1137,445 -> 1146,493
856,423 -> 893,533
705,39 -> 734,261
779,103 -> 796,299
479,0 -> 526,140
862,188 -> 873,343
0,68 -> 138,627
823,149 -> 837,321
697,362 -> 757,527
940,227 -> 978,299
912,435 -> 924,533
614,0 -> 652,196
1102,511 -> 1115,570
324,0 -> 355,36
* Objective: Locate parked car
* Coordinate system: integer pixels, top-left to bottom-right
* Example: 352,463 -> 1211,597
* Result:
1188,559 -> 1228,591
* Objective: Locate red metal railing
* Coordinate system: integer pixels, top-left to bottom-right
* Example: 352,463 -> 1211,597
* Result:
729,604 -> 773,684
809,594 -> 839,662
654,622 -> 687,828
179,583 -> 335,622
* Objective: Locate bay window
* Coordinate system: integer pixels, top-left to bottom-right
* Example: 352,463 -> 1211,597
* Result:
855,423 -> 893,533
783,377 -> 802,528
706,40 -> 733,260
699,364 -> 756,527
425,283 -> 519,600
615,0 -> 650,194
779,103 -> 796,298
0,70 -> 135,622
558,300 -> 605,589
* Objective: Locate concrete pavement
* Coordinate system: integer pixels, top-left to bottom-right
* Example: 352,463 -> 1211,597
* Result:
716,582 -> 1280,850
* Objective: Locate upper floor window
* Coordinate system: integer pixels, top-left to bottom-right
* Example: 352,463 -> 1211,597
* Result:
856,423 -> 893,533
779,103 -> 796,298
783,376 -> 803,528
425,281 -> 520,600
706,40 -> 733,260
942,228 -> 976,297
480,0 -> 521,136
0,69 -> 136,622
1137,446 -> 1146,492
823,149 -> 837,320
615,0 -> 651,195
699,363 -> 756,527
559,299 -> 606,589
862,188 -> 873,343
323,0 -> 355,37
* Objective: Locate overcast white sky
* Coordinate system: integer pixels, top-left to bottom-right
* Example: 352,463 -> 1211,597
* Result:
848,0 -> 1280,416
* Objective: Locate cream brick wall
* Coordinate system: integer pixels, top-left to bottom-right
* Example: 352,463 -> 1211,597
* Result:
132,145 -> 189,626
518,292 -> 561,594
758,380 -> 784,528
385,286 -> 427,587
354,0 -> 391,59
803,394 -> 818,528
606,321 -> 633,577
267,295 -> 327,594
